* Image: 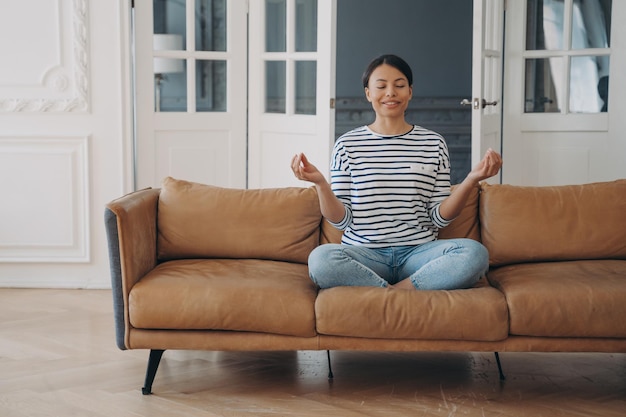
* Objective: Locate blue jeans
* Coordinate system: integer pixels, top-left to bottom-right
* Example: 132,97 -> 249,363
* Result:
308,238 -> 488,290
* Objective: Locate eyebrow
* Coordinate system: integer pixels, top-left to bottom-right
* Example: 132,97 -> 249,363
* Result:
375,78 -> 407,82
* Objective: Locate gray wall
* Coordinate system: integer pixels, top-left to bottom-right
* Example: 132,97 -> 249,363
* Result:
336,0 -> 473,98
335,0 -> 474,183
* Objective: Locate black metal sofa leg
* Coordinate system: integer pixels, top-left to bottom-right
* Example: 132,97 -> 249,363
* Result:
327,350 -> 334,379
494,352 -> 506,380
142,349 -> 165,395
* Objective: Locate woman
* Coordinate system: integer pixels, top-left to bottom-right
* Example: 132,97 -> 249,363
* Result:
291,54 -> 502,290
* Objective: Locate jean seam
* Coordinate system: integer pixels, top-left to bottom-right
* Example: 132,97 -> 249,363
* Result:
340,248 -> 389,287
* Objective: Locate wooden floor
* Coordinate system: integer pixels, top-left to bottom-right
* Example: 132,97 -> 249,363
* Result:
1,289 -> 625,416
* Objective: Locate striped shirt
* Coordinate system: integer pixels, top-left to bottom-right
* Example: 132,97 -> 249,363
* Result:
329,125 -> 453,247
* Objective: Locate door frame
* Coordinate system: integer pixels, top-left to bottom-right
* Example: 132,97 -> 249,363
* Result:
470,0 -> 505,183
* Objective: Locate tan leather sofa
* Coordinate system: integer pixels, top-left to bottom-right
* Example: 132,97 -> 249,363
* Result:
105,177 -> 626,394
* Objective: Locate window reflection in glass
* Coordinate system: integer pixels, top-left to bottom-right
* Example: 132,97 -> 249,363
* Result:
295,61 -> 316,114
525,58 -> 561,113
154,0 -> 186,46
266,61 -> 286,113
155,59 -> 187,112
571,0 -> 611,50
196,0 -> 227,52
153,0 -> 187,112
570,56 -> 609,113
524,0 -> 611,113
526,0 -> 561,50
526,0 -> 611,51
295,0 -> 317,52
266,0 -> 286,52
197,60 -> 227,112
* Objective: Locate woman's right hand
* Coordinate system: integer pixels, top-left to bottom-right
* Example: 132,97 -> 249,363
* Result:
291,153 -> 326,185
291,153 -> 346,223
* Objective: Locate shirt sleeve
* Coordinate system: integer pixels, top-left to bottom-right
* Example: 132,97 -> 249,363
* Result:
428,136 -> 453,229
327,139 -> 353,230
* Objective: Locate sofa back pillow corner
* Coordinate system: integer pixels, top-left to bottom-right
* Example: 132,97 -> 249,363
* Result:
157,177 -> 322,264
479,179 -> 626,266
438,183 -> 481,241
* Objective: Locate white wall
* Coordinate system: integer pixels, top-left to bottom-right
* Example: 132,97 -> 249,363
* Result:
0,0 -> 132,288
0,0 -> 623,288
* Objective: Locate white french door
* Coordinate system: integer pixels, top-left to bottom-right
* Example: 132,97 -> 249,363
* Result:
502,0 -> 624,186
134,0 -> 248,189
470,0 -> 505,183
248,0 -> 336,188
133,0 -> 336,190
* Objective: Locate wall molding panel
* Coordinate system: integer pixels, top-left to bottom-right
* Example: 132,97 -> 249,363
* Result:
0,136 -> 90,262
0,0 -> 90,112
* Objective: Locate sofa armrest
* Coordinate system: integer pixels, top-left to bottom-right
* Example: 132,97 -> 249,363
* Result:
104,188 -> 160,350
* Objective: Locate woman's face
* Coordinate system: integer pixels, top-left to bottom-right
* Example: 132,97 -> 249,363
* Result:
365,64 -> 413,118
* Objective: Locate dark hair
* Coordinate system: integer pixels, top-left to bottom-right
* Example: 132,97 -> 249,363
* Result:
361,54 -> 413,88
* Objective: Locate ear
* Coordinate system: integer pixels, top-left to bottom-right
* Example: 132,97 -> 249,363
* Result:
408,85 -> 413,100
365,87 -> 372,103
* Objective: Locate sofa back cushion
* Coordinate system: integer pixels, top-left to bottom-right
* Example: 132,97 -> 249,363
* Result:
438,183 -> 481,241
319,219 -> 343,245
480,180 -> 626,267
157,177 -> 322,264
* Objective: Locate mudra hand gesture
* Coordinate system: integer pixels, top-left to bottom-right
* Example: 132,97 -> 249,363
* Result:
291,153 -> 326,185
468,148 -> 503,183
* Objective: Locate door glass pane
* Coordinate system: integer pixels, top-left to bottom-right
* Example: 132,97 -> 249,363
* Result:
153,0 -> 232,113
196,0 -> 227,52
527,0 -> 611,51
295,0 -> 317,52
524,58 -> 561,113
154,0 -> 186,112
295,61 -> 316,114
154,0 -> 186,47
197,60 -> 227,112
266,61 -> 286,113
266,0 -> 286,52
155,59 -> 187,112
571,0 -> 611,50
525,0 -> 612,115
526,0 -> 563,50
570,55 -> 609,113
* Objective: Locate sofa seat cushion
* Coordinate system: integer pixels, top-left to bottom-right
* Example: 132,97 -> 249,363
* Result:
129,259 -> 317,338
488,260 -> 626,338
314,278 -> 509,341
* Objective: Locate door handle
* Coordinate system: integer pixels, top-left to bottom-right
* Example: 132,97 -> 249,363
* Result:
460,98 -> 499,110
481,98 -> 499,108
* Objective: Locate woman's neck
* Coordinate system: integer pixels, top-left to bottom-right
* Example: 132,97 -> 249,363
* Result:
368,119 -> 413,136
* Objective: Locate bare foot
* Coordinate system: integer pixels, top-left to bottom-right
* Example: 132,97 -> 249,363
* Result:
392,279 -> 416,290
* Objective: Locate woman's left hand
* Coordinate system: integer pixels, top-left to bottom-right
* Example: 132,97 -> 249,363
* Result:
441,148 -> 502,220
467,148 -> 503,183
